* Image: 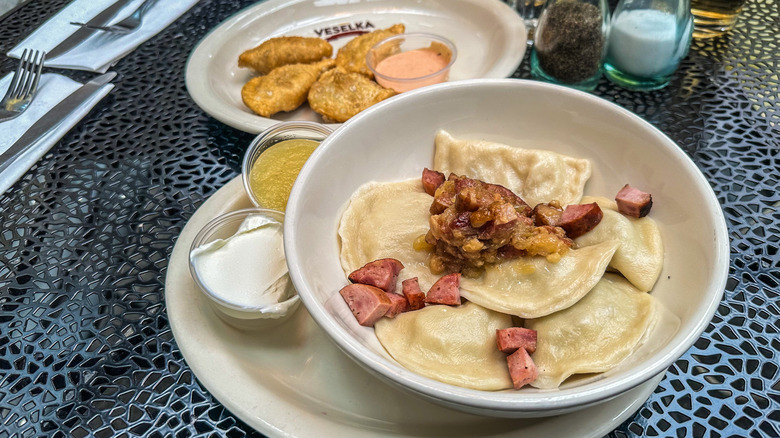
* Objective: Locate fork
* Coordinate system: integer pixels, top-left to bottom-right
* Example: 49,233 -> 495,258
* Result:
0,49 -> 45,123
70,0 -> 158,34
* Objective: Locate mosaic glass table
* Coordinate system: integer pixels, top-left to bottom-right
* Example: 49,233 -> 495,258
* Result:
0,0 -> 777,436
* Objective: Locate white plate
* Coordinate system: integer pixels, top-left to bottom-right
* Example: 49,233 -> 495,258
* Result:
184,0 -> 527,134
166,176 -> 664,438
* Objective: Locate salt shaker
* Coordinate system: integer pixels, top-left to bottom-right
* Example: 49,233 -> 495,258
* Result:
604,0 -> 693,90
530,0 -> 610,91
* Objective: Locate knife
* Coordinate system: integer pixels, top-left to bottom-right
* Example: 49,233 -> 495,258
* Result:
47,0 -> 135,59
0,72 -> 116,175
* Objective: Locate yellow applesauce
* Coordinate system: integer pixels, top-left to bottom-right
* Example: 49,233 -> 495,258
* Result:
248,138 -> 319,211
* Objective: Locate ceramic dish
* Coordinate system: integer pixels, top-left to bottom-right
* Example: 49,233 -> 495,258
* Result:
185,0 -> 527,133
284,79 -> 729,417
165,177 -> 665,437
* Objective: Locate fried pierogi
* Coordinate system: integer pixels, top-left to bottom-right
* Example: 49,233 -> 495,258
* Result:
575,196 -> 664,292
241,59 -> 335,117
335,24 -> 405,77
308,68 -> 396,122
526,274 -> 658,389
238,36 -> 333,75
375,301 -> 513,390
434,131 -> 592,207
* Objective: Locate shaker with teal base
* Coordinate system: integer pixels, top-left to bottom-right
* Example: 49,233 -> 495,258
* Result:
604,0 -> 693,91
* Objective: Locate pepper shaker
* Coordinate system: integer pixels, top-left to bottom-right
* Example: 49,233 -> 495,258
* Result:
530,0 -> 610,91
604,0 -> 693,90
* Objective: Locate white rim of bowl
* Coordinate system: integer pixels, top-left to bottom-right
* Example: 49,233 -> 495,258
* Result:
285,78 -> 730,413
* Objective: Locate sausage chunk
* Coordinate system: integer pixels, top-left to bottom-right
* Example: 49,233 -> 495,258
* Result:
496,327 -> 538,354
348,258 -> 404,293
422,168 -> 446,196
424,273 -> 461,306
532,201 -> 563,227
383,292 -> 410,318
506,348 -> 538,389
557,202 -> 603,238
401,277 -> 426,311
615,184 -> 653,218
339,283 -> 391,327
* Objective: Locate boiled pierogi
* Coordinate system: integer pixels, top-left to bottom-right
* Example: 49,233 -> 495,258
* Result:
460,240 -> 620,318
338,179 -> 441,291
526,274 -> 657,389
575,196 -> 663,292
433,130 -> 591,207
375,301 -> 513,390
337,133 -> 669,392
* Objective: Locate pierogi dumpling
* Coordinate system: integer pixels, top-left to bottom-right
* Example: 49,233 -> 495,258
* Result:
459,240 -> 620,318
338,179 -> 441,291
575,196 -> 664,292
526,274 -> 658,389
433,130 -> 592,207
375,301 -> 514,390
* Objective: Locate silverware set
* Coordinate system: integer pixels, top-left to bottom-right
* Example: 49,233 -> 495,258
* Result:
0,72 -> 116,174
49,0 -> 152,58
71,0 -> 158,34
1,0 -> 160,176
2,0 -> 156,121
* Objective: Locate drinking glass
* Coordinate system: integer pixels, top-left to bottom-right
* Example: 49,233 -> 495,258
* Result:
690,0 -> 748,38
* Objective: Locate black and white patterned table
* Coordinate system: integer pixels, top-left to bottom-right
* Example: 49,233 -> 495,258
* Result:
0,0 -> 777,436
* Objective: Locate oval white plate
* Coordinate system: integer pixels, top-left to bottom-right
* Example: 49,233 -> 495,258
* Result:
185,0 -> 527,133
166,176 -> 663,438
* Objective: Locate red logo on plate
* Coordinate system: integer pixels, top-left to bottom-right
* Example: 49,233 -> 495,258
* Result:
313,21 -> 376,41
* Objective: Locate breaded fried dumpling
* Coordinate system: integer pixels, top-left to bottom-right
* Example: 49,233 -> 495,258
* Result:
238,36 -> 333,75
335,24 -> 405,77
308,68 -> 396,122
241,59 -> 335,117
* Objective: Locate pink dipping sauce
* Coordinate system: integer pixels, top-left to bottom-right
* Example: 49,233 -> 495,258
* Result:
374,49 -> 450,93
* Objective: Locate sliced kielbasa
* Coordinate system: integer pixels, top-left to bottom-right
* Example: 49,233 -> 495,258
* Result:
422,168 -> 446,196
496,327 -> 538,354
348,258 -> 404,293
557,202 -> 603,238
339,283 -> 392,327
615,184 -> 653,218
383,292 -> 410,318
506,347 -> 538,389
401,277 -> 426,311
424,273 -> 461,306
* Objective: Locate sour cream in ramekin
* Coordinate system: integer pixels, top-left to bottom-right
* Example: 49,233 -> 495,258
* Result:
189,209 -> 299,329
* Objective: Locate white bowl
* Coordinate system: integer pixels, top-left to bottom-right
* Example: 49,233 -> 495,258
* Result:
284,79 -> 729,417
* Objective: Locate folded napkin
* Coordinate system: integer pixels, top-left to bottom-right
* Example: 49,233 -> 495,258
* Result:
7,0 -> 198,73
0,73 -> 113,196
